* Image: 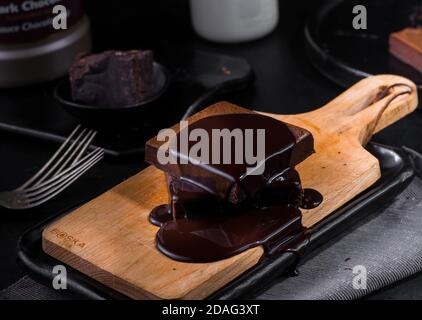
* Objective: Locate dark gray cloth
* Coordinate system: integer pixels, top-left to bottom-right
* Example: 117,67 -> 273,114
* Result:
0,276 -> 70,300
3,148 -> 422,300
258,148 -> 422,300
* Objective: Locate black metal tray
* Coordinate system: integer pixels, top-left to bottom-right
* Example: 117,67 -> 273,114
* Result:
16,143 -> 415,300
0,50 -> 253,159
305,0 -> 422,96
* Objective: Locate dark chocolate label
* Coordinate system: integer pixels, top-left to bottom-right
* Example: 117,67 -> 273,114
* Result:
0,0 -> 84,43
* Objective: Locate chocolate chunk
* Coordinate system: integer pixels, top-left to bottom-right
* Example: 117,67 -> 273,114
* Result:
69,50 -> 154,108
389,28 -> 422,74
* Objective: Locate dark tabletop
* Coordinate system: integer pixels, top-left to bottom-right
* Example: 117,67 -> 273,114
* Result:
1,0 -> 422,299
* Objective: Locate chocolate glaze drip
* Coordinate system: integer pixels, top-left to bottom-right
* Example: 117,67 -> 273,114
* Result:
148,113 -> 323,263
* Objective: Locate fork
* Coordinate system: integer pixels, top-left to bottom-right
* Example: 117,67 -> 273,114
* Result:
0,126 -> 104,210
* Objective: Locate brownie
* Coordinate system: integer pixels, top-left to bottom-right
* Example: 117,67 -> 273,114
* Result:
146,113 -> 314,204
389,28 -> 422,74
69,50 -> 154,108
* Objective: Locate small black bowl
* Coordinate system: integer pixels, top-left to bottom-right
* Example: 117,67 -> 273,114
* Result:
54,62 -> 170,126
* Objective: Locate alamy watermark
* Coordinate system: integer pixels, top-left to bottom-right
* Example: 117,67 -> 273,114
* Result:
157,121 -> 267,176
352,265 -> 368,290
353,5 -> 367,30
52,5 -> 67,30
52,265 -> 67,290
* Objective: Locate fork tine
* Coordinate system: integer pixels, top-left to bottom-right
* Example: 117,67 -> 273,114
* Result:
25,158 -> 103,209
72,130 -> 98,165
19,125 -> 81,190
24,150 -> 104,207
26,149 -> 104,200
24,148 -> 103,198
53,129 -> 97,176
29,127 -> 89,187
23,147 -> 104,194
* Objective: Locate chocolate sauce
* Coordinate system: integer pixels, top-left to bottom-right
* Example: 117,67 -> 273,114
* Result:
301,189 -> 324,210
147,113 -> 323,263
152,203 -> 307,263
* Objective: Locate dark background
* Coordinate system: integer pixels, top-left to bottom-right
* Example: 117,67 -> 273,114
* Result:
1,0 -> 421,299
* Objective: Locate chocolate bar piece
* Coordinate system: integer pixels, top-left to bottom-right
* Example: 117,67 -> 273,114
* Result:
389,28 -> 422,74
69,50 -> 154,108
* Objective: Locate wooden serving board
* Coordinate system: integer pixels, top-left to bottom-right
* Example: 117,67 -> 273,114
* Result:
43,75 -> 418,300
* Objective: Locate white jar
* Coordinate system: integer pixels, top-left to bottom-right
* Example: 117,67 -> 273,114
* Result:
190,0 -> 279,43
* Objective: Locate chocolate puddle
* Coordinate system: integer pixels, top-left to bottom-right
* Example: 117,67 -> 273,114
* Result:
150,184 -> 322,263
301,189 -> 324,210
152,204 -> 306,263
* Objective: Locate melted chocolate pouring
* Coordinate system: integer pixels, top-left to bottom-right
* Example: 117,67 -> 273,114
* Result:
148,113 -> 323,263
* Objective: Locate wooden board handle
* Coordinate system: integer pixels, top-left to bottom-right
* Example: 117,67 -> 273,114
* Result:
274,75 -> 418,145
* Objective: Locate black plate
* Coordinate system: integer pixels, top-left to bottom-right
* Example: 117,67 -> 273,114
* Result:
17,143 -> 415,300
55,62 -> 170,123
305,0 -> 422,94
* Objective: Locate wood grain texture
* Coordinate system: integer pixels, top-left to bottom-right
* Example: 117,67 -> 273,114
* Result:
43,75 -> 418,300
